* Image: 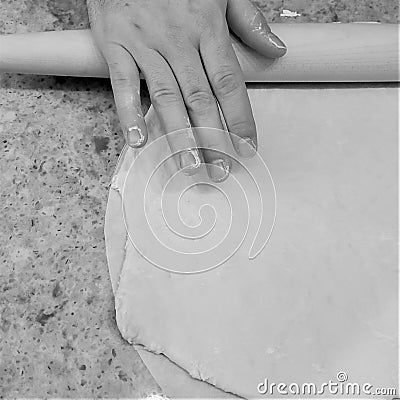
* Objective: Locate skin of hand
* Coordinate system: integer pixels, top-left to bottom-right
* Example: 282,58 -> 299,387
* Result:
87,0 -> 286,182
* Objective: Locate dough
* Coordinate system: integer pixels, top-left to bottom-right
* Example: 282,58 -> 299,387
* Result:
106,87 -> 398,398
105,109 -> 236,398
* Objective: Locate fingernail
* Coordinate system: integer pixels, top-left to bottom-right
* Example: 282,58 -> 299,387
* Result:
209,159 -> 230,183
267,32 -> 287,54
127,126 -> 146,148
179,149 -> 201,175
237,137 -> 257,158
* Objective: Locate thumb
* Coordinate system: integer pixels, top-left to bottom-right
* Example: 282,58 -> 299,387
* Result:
226,0 -> 287,58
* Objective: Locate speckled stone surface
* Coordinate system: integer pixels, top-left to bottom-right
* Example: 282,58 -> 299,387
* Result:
0,0 -> 398,397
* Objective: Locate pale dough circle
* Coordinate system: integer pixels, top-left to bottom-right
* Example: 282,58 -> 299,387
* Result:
105,88 -> 398,398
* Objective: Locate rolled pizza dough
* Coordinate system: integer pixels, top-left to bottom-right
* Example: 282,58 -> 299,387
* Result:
105,87 -> 398,398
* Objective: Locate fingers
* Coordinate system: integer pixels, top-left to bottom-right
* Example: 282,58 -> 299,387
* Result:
200,28 -> 258,159
105,44 -> 147,147
227,0 -> 287,58
136,49 -> 202,175
160,44 -> 232,182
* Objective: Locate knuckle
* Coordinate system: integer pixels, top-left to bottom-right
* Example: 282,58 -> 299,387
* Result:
165,22 -> 184,42
101,13 -> 122,36
151,85 -> 180,107
212,68 -> 241,96
193,0 -> 225,28
229,119 -> 253,136
185,88 -> 215,114
109,65 -> 128,85
198,12 -> 215,30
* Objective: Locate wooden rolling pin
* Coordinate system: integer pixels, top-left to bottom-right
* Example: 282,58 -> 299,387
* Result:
0,23 -> 398,82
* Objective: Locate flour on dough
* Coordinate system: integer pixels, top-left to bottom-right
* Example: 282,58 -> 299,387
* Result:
109,88 -> 398,398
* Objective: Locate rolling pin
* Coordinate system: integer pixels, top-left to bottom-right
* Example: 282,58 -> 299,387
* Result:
0,23 -> 398,82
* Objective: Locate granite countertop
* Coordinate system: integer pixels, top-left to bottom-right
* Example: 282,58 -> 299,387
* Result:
0,0 -> 398,397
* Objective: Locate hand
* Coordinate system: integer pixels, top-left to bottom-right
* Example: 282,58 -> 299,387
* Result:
87,0 -> 286,182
